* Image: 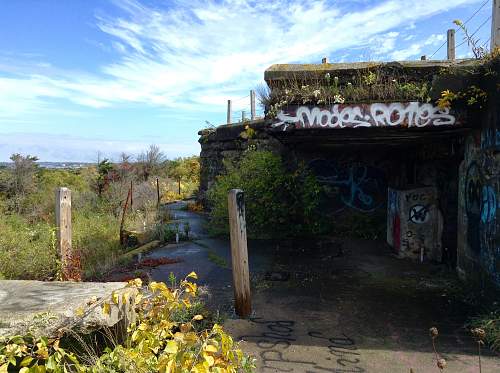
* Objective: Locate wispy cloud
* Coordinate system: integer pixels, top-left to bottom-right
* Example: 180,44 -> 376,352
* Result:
0,0 -> 480,122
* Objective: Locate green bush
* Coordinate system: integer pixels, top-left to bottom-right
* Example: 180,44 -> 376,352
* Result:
73,207 -> 122,279
207,150 -> 324,238
0,215 -> 57,280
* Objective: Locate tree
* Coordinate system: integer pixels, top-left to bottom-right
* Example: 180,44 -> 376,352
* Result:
136,145 -> 165,181
96,159 -> 113,197
9,153 -> 39,196
167,156 -> 200,195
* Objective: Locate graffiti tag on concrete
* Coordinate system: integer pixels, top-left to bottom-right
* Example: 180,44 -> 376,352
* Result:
409,204 -> 430,224
272,103 -> 457,131
239,318 -> 364,372
309,159 -> 386,212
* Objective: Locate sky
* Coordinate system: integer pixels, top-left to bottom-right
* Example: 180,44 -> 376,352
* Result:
0,0 -> 494,162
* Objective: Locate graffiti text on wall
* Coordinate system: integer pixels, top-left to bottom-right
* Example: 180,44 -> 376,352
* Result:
272,102 -> 457,131
309,159 -> 386,212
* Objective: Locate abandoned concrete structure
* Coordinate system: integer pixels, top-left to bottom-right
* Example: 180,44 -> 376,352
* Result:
199,58 -> 500,289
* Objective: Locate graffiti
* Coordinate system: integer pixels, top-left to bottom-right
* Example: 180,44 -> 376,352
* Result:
272,102 -> 457,131
480,127 -> 500,150
309,159 -> 386,212
309,331 -> 364,372
387,187 -> 441,261
409,204 -> 430,224
239,318 -> 364,372
465,162 -> 483,254
481,185 -> 497,224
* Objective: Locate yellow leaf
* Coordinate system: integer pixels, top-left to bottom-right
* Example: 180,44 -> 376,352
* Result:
204,344 -> 218,353
19,368 -> 29,373
20,356 -> 33,367
186,271 -> 198,280
111,291 -> 119,305
192,314 -> 204,321
134,293 -> 143,305
102,302 -> 111,316
164,340 -> 178,354
74,307 -> 85,317
0,364 -> 7,373
203,353 -> 215,366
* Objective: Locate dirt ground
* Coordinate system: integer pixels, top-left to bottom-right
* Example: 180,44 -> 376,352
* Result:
129,202 -> 500,372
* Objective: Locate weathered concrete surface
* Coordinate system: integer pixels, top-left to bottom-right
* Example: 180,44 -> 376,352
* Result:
0,281 -> 135,338
264,59 -> 479,86
117,202 -> 499,372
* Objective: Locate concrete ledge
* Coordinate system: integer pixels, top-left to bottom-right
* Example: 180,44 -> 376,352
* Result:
0,280 -> 137,338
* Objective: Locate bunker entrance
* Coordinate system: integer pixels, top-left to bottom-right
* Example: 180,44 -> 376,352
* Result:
271,126 -> 468,266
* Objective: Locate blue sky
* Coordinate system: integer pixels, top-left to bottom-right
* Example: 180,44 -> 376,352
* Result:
0,0 -> 493,162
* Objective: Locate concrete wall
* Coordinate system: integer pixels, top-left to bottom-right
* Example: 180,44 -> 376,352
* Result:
199,120 -> 462,264
457,74 -> 500,287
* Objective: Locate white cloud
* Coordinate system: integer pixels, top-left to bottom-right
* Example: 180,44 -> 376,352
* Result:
0,0 -> 479,121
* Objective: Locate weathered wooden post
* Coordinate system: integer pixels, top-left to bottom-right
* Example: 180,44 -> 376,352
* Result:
156,177 -> 160,208
130,180 -> 133,208
227,100 -> 232,124
56,187 -> 72,280
447,29 -> 456,60
228,189 -> 251,317
250,90 -> 256,120
492,0 -> 500,50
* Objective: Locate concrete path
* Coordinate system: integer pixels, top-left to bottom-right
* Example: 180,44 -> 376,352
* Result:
135,202 -> 500,371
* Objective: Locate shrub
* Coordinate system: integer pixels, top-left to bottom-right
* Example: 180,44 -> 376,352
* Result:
207,150 -> 324,238
0,215 -> 57,280
73,207 -> 122,279
0,274 -> 256,373
469,310 -> 500,352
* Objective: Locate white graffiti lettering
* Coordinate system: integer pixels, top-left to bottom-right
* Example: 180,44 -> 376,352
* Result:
272,102 -> 457,131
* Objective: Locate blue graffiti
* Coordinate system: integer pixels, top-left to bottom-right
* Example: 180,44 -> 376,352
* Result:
481,185 -> 497,224
308,159 -> 386,212
480,127 -> 500,150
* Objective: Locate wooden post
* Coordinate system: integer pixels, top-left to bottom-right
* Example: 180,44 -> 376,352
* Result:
447,29 -> 456,60
227,100 -> 232,124
250,90 -> 256,120
130,180 -> 133,208
228,189 -> 251,317
156,177 -> 160,208
492,0 -> 500,50
56,188 -> 72,280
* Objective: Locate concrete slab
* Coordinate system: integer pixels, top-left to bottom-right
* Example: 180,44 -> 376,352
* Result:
0,280 -> 134,338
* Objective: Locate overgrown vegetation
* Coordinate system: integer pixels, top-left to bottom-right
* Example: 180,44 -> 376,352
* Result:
259,69 -> 432,118
0,149 -> 200,280
0,273 -> 255,372
207,150 -> 324,238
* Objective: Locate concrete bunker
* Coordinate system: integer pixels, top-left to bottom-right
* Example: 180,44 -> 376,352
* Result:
199,58 -> 500,289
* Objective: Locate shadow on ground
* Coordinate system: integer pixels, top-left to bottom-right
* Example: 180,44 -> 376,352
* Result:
120,201 -> 500,372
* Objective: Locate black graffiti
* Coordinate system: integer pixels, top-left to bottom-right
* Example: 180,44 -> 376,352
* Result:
239,319 -> 364,372
409,204 -> 430,224
309,331 -> 365,372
